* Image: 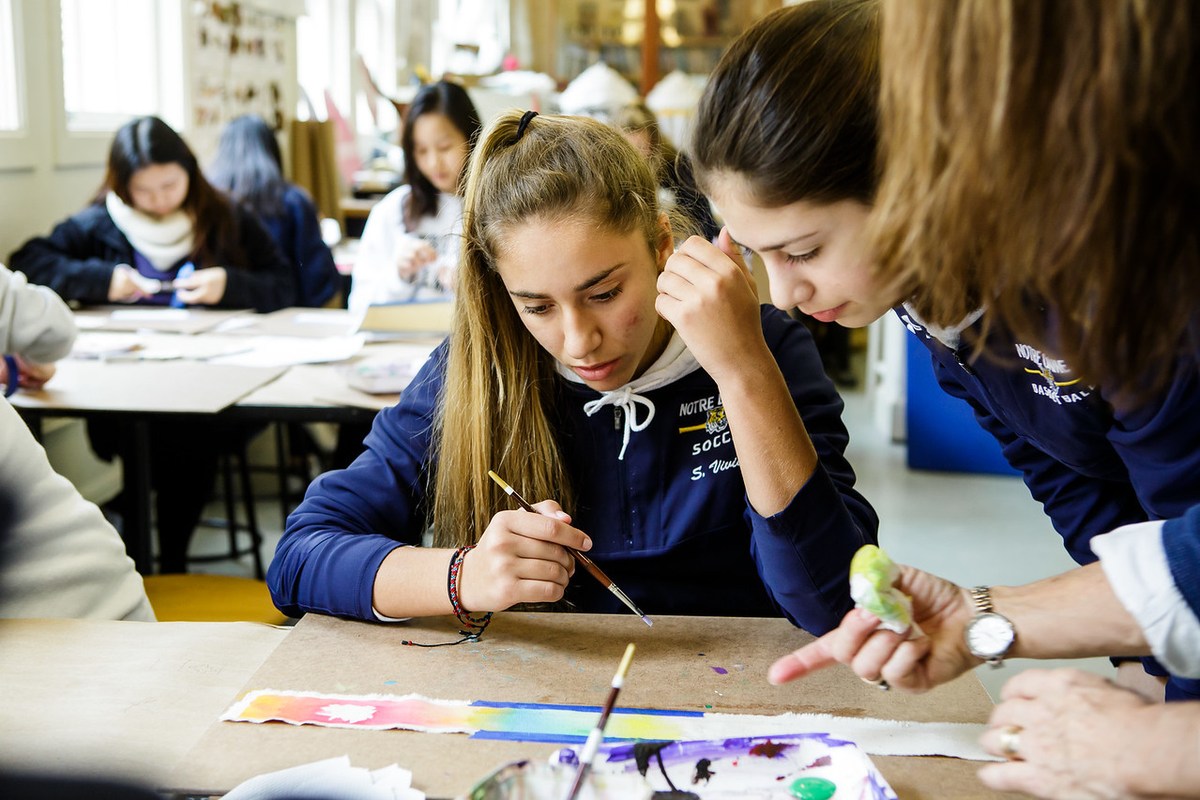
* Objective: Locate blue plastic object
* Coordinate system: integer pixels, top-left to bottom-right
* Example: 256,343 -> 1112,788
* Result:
169,262 -> 195,308
905,333 -> 1019,475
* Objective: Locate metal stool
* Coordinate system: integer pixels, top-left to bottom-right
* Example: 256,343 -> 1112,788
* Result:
190,443 -> 265,580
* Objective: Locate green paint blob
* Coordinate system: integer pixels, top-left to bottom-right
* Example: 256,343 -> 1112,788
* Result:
790,776 -> 837,800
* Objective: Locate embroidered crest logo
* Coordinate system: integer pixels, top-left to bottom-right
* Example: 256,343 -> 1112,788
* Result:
1015,343 -> 1089,404
678,406 -> 727,435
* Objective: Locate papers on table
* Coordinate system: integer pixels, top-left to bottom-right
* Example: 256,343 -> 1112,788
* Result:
221,756 -> 423,800
70,331 -> 366,368
73,307 -> 252,334
207,335 -> 366,368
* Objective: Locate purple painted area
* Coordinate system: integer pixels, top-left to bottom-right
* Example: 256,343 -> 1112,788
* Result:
601,733 -> 853,766
711,666 -> 728,675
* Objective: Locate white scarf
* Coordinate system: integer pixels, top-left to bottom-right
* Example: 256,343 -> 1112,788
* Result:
556,331 -> 702,460
105,192 -> 195,270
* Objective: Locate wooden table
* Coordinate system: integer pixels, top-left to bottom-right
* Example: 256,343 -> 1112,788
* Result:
0,619 -> 288,786
173,613 -> 1017,799
10,307 -> 422,573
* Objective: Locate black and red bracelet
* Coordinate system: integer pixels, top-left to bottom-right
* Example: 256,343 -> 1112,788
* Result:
447,545 -> 493,633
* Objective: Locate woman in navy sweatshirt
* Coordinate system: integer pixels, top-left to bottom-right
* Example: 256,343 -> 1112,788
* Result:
269,112 -> 878,632
688,0 -> 1200,702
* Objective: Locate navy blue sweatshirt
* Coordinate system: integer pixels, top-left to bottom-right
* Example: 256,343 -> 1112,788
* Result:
900,306 -> 1200,700
270,306 -> 878,633
899,307 -> 1200,565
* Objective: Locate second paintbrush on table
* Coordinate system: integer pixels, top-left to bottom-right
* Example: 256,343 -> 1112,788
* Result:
487,470 -> 653,627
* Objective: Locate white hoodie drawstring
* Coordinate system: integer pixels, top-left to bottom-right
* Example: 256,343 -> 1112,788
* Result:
583,387 -> 656,461
555,331 -> 702,461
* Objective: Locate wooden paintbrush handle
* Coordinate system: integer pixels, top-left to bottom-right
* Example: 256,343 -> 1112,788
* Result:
570,549 -> 612,589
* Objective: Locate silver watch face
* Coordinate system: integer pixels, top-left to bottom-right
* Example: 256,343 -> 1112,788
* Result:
966,612 -> 1015,658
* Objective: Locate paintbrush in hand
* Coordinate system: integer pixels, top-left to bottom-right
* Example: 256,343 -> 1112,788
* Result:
566,642 -> 636,800
487,470 -> 653,627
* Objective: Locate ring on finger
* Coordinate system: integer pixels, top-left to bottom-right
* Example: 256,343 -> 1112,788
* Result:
998,725 -> 1023,761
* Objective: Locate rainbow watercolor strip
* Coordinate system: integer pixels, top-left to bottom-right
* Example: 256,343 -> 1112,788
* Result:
221,689 -> 998,760
222,690 -> 701,743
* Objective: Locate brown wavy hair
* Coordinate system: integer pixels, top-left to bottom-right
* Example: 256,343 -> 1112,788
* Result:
430,112 -> 668,547
870,0 -> 1200,399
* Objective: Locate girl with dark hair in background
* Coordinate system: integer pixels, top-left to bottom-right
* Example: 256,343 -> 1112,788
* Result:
11,116 -> 294,311
9,116 -> 296,573
348,80 -> 482,310
208,114 -> 340,308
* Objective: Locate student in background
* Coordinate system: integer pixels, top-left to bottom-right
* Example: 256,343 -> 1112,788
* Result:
0,263 -> 153,621
687,0 -> 1200,702
270,112 -> 876,629
613,103 -> 719,243
9,116 -> 296,574
208,114 -> 340,308
347,80 -> 481,311
769,2 -> 1200,798
10,116 -> 295,311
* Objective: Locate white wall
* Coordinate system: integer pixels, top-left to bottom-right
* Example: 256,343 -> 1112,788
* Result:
0,0 -> 304,263
0,1 -> 106,263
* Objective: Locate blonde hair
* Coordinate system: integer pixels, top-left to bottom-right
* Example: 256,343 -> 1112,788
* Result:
430,112 -> 668,547
870,0 -> 1199,398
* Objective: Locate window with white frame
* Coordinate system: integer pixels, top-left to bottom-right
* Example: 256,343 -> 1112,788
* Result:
0,0 -> 20,131
297,0 -> 338,120
355,0 -> 397,136
432,0 -> 509,78
59,0 -> 161,130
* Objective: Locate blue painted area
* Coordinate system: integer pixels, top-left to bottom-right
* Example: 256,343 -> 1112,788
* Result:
468,700 -> 704,717
906,334 -> 1019,476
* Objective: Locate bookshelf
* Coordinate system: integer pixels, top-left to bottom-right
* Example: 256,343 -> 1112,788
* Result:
559,0 -> 781,93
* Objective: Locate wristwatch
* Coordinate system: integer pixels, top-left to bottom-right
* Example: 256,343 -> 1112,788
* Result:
964,586 -> 1015,667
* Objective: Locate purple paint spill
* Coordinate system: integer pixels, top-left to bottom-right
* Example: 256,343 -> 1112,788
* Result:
602,732 -> 854,766
711,666 -> 728,675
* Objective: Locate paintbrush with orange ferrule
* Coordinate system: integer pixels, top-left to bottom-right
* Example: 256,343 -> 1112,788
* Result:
487,470 -> 653,627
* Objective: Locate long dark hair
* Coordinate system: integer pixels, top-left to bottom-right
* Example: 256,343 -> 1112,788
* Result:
400,80 -> 482,230
98,116 -> 244,267
207,114 -> 287,218
690,0 -> 880,207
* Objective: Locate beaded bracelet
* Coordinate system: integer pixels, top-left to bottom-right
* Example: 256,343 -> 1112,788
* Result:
447,545 -> 493,633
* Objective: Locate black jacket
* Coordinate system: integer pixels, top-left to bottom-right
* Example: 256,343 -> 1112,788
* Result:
10,203 -> 296,311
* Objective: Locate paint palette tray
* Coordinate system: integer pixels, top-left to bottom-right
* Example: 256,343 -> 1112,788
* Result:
566,733 -> 896,799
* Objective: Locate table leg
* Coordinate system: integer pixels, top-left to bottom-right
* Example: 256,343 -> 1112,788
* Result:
125,419 -> 155,574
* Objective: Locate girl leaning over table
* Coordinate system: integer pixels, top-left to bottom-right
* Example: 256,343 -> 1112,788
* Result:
8,116 -> 296,574
270,111 -> 877,631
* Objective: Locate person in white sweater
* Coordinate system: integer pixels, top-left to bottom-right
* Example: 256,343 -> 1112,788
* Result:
348,81 -> 481,312
0,262 -> 153,621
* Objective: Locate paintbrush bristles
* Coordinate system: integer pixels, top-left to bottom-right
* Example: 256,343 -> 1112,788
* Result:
614,642 -> 636,684
487,470 -> 536,512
